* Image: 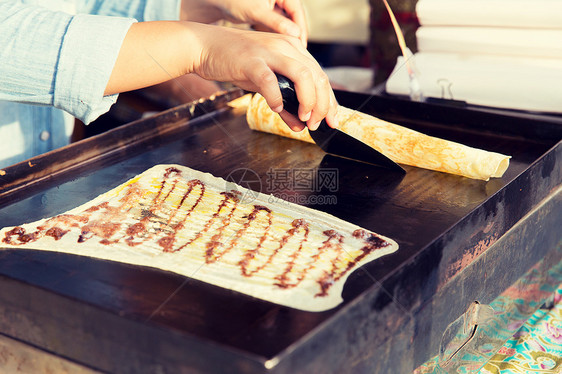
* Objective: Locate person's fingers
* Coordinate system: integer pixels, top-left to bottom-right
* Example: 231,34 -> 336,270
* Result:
279,110 -> 306,132
240,62 -> 308,133
274,53 -> 333,131
255,41 -> 319,123
288,68 -> 317,123
243,62 -> 284,113
275,0 -> 308,45
193,23 -> 335,130
305,71 -> 331,130
254,8 -> 302,39
325,90 -> 339,128
270,55 -> 336,130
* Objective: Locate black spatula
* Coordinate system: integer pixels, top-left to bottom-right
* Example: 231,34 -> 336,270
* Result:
276,74 -> 405,172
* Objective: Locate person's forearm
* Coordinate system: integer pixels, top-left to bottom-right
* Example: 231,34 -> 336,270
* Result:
106,20 -> 338,130
105,21 -> 198,96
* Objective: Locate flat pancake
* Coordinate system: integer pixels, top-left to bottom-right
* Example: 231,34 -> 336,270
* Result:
246,94 -> 510,181
0,164 -> 398,311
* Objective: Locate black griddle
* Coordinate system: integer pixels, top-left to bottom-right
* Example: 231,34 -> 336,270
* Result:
0,90 -> 560,373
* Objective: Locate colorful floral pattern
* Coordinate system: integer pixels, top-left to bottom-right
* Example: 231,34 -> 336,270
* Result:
415,258 -> 562,374
479,286 -> 562,374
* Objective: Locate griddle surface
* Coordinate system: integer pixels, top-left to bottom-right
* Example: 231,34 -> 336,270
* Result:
0,92 -> 559,362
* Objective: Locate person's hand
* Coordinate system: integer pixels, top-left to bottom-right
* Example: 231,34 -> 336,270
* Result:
180,0 -> 308,46
190,23 -> 336,131
106,21 -> 337,131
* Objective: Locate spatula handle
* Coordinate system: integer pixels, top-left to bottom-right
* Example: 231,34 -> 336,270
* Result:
275,74 -> 301,118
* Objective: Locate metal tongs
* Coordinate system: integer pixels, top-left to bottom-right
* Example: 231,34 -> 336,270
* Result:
276,74 -> 405,172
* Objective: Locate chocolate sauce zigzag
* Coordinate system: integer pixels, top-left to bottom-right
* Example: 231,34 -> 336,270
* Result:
1,165 -> 399,311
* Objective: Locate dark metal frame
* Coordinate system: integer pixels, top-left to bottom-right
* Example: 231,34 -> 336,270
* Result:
0,90 -> 560,373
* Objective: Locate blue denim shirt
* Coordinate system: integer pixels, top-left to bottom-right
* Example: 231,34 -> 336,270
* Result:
0,0 -> 180,168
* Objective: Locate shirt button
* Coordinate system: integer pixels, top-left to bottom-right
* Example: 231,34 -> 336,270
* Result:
40,130 -> 50,141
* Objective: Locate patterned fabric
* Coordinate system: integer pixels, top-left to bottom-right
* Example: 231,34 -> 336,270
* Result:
415,260 -> 562,374
479,286 -> 562,374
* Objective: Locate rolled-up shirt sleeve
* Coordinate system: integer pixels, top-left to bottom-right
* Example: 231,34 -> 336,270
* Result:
54,13 -> 135,124
0,2 -> 136,124
0,0 -> 182,125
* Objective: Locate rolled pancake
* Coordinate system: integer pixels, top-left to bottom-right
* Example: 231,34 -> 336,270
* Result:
0,164 -> 398,312
246,94 -> 510,181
